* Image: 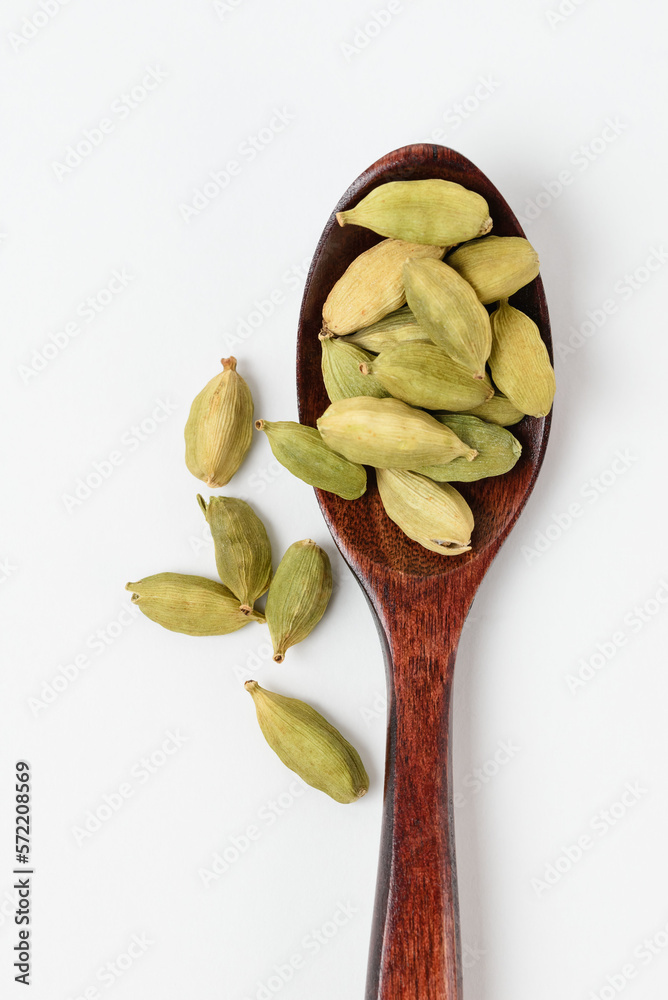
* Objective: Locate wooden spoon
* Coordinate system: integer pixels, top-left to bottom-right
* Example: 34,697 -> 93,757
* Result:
296,144 -> 552,1000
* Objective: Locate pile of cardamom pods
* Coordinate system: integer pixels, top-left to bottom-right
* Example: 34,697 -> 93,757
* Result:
260,177 -> 555,555
124,175 -> 554,803
126,359 -> 368,804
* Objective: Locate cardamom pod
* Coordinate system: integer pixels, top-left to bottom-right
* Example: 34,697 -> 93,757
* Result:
341,305 -> 430,353
457,393 -> 525,426
317,396 -> 477,468
255,419 -> 366,500
376,468 -> 474,555
320,333 -> 389,402
447,236 -> 540,304
413,415 -> 521,482
336,178 -> 492,245
403,258 -> 492,378
197,495 -> 272,614
321,238 -> 444,335
489,300 -> 555,417
264,540 -> 332,662
184,357 -> 253,488
360,342 -> 493,411
125,573 -> 263,635
245,680 -> 369,803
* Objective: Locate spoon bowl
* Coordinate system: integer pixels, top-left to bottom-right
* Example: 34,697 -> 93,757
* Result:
296,144 -> 552,1000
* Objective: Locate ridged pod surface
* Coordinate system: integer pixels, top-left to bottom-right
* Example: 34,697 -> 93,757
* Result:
197,495 -> 272,613
245,680 -> 369,803
255,419 -> 366,500
403,259 -> 492,378
362,342 -> 493,412
341,306 -> 429,353
184,357 -> 253,488
413,415 -> 521,483
446,236 -> 539,304
489,300 -> 555,417
321,238 -> 444,335
317,396 -> 477,469
125,573 -> 263,635
320,334 -> 389,401
336,178 -> 492,245
264,539 -> 332,662
376,468 -> 474,555
457,392 -> 525,426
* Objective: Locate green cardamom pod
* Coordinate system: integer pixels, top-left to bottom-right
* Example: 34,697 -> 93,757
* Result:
321,238 -> 444,335
489,300 -> 555,417
457,393 -> 525,426
446,236 -> 540,304
255,419 -> 366,500
403,258 -> 492,378
317,396 -> 477,468
184,357 -> 253,488
360,342 -> 493,411
376,468 -> 474,555
342,305 -> 430,353
336,178 -> 492,245
125,573 -> 264,635
264,540 -> 332,662
413,415 -> 521,482
245,680 -> 369,803
197,495 -> 272,614
320,333 -> 389,402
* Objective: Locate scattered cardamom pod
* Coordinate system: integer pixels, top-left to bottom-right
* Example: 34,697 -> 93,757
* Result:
245,680 -> 369,803
413,415 -> 521,482
403,259 -> 492,378
321,238 -> 444,335
489,300 -> 555,417
125,573 -> 264,635
446,236 -> 540,304
317,396 -> 477,468
376,468 -> 474,555
264,540 -> 332,662
360,342 -> 493,411
457,392 -> 525,426
320,333 -> 389,401
255,419 -> 366,500
185,357 -> 253,488
336,178 -> 492,245
341,305 -> 430,353
197,495 -> 272,614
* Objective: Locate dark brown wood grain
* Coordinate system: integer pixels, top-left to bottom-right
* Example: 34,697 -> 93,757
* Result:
296,144 -> 552,1000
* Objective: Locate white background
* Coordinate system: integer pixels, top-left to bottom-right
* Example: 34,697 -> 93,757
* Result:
1,1 -> 667,998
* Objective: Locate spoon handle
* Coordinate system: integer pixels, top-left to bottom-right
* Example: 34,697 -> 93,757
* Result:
365,580 -> 473,1000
